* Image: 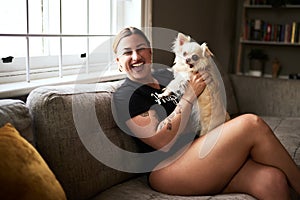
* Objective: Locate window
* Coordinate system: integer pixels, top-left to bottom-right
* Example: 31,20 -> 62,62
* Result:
0,0 -> 152,97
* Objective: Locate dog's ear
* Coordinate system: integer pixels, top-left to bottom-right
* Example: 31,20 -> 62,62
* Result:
172,33 -> 191,54
200,42 -> 214,57
177,33 -> 190,46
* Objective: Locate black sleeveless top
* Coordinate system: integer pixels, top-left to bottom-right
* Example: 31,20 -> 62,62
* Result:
113,69 -> 178,125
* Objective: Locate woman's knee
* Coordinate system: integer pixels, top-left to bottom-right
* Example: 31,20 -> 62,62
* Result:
239,114 -> 263,127
254,167 -> 290,199
237,114 -> 271,135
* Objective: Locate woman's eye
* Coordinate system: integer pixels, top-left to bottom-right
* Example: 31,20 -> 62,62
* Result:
137,48 -> 146,53
123,51 -> 132,56
192,55 -> 199,61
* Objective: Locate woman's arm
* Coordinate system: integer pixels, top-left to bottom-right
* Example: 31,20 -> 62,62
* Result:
126,97 -> 193,151
126,72 -> 207,151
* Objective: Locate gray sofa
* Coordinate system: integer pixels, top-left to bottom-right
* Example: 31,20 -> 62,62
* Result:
0,73 -> 299,200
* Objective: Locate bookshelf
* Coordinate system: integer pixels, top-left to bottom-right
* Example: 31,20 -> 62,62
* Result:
235,0 -> 300,79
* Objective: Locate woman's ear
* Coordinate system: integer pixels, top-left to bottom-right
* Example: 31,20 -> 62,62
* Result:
115,57 -> 123,72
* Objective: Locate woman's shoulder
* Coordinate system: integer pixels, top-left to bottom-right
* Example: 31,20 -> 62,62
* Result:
114,78 -> 136,98
153,68 -> 174,86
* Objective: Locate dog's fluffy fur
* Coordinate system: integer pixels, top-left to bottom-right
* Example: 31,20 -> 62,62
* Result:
159,33 -> 230,136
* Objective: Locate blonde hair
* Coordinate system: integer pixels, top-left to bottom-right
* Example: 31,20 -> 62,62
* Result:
112,27 -> 151,54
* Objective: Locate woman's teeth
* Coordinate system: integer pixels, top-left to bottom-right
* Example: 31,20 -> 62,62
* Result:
131,62 -> 144,72
132,62 -> 143,67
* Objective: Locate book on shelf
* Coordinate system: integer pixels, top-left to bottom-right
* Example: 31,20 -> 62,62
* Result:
291,22 -> 300,43
244,19 -> 300,43
249,0 -> 267,5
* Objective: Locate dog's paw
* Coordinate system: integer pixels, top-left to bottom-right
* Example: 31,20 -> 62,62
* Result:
157,93 -> 167,99
157,89 -> 171,98
157,94 -> 164,98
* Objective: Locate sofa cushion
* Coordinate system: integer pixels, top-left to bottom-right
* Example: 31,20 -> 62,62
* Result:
0,123 -> 66,200
92,176 -> 256,200
26,81 -> 143,200
0,99 -> 33,144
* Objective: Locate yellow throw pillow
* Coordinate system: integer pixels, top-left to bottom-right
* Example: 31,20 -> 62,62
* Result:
0,123 -> 66,200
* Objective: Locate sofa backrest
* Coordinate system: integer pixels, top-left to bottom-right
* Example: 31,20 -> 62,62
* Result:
0,99 -> 33,144
230,75 -> 300,117
26,81 -> 143,200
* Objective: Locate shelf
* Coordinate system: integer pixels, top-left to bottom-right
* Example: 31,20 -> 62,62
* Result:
240,40 -> 300,46
244,5 -> 300,9
235,0 -> 300,76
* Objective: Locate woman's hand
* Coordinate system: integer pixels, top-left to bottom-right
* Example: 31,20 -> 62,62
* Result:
183,71 -> 209,102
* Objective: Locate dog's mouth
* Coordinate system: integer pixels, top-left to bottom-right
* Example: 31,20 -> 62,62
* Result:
188,63 -> 194,68
185,60 -> 194,68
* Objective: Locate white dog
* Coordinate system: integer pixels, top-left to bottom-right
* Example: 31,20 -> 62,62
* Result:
159,33 -> 230,136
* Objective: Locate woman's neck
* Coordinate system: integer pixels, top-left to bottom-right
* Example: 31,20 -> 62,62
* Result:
147,78 -> 160,89
129,75 -> 160,89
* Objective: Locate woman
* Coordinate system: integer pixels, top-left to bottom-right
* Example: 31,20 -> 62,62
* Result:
112,27 -> 300,200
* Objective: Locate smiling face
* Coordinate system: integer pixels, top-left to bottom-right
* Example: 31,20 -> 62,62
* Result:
116,34 -> 153,83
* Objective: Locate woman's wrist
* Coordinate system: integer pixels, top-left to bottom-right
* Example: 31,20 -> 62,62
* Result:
181,96 -> 193,106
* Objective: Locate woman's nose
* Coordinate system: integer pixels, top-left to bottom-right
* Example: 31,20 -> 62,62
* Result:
132,50 -> 141,60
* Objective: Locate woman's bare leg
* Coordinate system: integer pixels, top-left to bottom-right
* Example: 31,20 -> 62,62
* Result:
223,159 -> 290,200
149,114 -> 300,196
241,114 -> 300,194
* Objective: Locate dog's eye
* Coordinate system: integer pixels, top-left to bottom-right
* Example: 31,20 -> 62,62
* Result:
192,55 -> 199,61
183,52 -> 187,57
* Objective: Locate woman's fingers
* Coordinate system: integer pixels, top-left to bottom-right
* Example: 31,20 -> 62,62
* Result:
192,71 -> 210,84
201,72 -> 212,84
187,71 -> 208,98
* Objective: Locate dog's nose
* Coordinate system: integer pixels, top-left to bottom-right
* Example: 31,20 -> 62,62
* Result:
186,58 -> 191,63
